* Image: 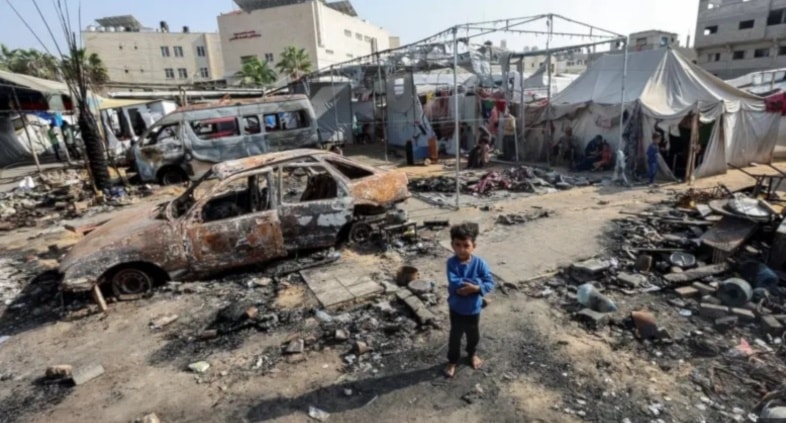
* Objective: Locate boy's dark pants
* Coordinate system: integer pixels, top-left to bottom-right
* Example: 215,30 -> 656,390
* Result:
447,310 -> 480,364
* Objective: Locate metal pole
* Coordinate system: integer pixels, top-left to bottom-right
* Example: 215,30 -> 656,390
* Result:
545,14 -> 553,164
371,63 -> 378,148
11,86 -> 42,173
453,27 -> 460,210
618,36 -> 629,177
517,58 -> 525,163
381,63 -> 389,163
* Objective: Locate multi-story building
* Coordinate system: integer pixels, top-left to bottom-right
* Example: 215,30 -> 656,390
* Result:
82,15 -> 225,87
218,0 -> 394,82
694,0 -> 786,79
613,30 -> 680,52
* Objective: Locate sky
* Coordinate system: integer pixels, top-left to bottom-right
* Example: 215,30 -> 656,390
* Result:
0,0 -> 700,53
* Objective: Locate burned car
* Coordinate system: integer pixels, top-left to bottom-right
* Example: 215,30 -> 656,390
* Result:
59,149 -> 409,299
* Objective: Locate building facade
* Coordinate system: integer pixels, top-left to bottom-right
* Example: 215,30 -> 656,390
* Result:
82,16 -> 225,87
695,0 -> 786,79
614,30 -> 680,52
218,0 -> 393,82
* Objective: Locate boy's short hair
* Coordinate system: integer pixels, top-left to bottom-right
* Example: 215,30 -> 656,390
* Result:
450,222 -> 479,243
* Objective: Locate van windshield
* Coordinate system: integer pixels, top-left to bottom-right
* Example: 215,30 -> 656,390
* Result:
141,124 -> 179,147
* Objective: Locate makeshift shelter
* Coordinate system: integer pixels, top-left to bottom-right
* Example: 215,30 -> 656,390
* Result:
291,81 -> 353,143
529,48 -> 780,179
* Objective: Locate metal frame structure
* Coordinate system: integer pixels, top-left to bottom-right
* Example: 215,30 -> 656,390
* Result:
303,14 -> 628,209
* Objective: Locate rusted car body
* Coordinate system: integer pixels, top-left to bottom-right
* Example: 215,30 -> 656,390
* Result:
59,150 -> 409,297
130,95 -> 324,185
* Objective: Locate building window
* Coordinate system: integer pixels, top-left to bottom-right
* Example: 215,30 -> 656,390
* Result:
200,68 -> 210,78
768,8 -> 786,26
119,44 -> 123,50
164,68 -> 175,79
240,55 -> 257,65
704,25 -> 718,35
174,46 -> 184,57
344,29 -> 352,37
196,46 -> 206,57
660,36 -> 669,47
325,49 -> 334,55
264,53 -> 274,62
178,68 -> 188,79
364,36 -> 371,42
347,53 -> 354,58
635,37 -> 647,45
707,53 -> 721,62
355,33 -> 363,41
739,20 -> 755,30
733,50 -> 746,60
754,48 -> 771,58
161,46 -> 170,57
779,46 -> 786,56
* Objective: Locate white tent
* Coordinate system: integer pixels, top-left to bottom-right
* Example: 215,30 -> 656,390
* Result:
528,48 -> 780,179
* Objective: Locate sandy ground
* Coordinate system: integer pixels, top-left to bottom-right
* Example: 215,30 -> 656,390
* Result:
1,152 -> 784,423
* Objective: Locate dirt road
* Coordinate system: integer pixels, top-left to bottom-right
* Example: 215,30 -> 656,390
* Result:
0,162 -> 782,423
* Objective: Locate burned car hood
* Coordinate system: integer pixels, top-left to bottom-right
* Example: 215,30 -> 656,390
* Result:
348,170 -> 410,206
59,204 -> 168,272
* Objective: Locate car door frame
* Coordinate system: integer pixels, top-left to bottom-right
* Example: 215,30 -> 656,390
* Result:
274,159 -> 354,252
182,169 -> 286,274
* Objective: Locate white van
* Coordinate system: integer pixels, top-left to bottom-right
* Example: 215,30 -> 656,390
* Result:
131,95 -> 324,184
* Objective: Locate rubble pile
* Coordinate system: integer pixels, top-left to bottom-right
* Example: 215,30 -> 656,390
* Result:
535,185 -> 786,419
409,165 -> 596,196
0,169 -> 154,231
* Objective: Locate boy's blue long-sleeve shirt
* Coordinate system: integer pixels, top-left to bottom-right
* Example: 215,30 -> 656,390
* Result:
446,255 -> 494,316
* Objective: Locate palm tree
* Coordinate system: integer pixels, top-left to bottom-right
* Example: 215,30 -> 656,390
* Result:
61,49 -> 109,90
0,44 -> 60,80
234,56 -> 277,88
275,46 -> 312,81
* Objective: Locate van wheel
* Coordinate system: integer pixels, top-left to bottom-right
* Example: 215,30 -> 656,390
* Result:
159,167 -> 187,185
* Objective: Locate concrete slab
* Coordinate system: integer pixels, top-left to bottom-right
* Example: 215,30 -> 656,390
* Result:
301,258 -> 383,309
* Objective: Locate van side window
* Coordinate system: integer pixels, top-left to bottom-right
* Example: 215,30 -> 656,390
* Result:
263,110 -> 309,132
243,116 -> 261,134
190,118 -> 240,140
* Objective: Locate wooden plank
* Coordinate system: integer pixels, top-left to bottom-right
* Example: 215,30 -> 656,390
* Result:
664,263 -> 730,285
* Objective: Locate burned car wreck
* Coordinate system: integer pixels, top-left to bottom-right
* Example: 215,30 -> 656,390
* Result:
59,149 -> 410,301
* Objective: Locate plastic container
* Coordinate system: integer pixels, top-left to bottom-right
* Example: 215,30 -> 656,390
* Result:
577,283 -> 618,313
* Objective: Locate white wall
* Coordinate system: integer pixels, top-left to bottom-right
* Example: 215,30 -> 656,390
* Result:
83,31 -> 224,85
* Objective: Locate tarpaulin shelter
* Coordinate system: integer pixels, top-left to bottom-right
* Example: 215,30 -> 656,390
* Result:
291,81 -> 353,143
530,48 -> 780,179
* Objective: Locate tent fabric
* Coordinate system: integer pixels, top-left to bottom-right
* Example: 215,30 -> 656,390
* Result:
98,98 -> 154,111
293,81 -> 353,143
0,70 -> 70,96
0,115 -> 51,166
530,48 -> 779,179
385,73 -> 434,148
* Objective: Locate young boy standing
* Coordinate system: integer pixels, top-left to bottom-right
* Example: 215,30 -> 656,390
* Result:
445,223 -> 494,378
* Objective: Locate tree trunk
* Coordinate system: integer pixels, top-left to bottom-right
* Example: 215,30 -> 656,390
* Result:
77,101 -> 111,190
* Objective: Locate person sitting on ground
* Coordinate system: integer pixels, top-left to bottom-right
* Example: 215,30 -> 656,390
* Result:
467,138 -> 490,169
575,135 -> 604,171
444,222 -> 494,378
592,141 -> 613,171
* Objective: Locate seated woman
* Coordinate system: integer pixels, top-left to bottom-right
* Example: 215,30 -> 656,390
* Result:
467,138 -> 490,169
574,136 -> 604,171
592,141 -> 613,171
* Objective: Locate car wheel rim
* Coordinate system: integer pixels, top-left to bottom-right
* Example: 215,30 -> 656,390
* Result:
162,170 -> 185,185
349,223 -> 373,245
112,269 -> 152,297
